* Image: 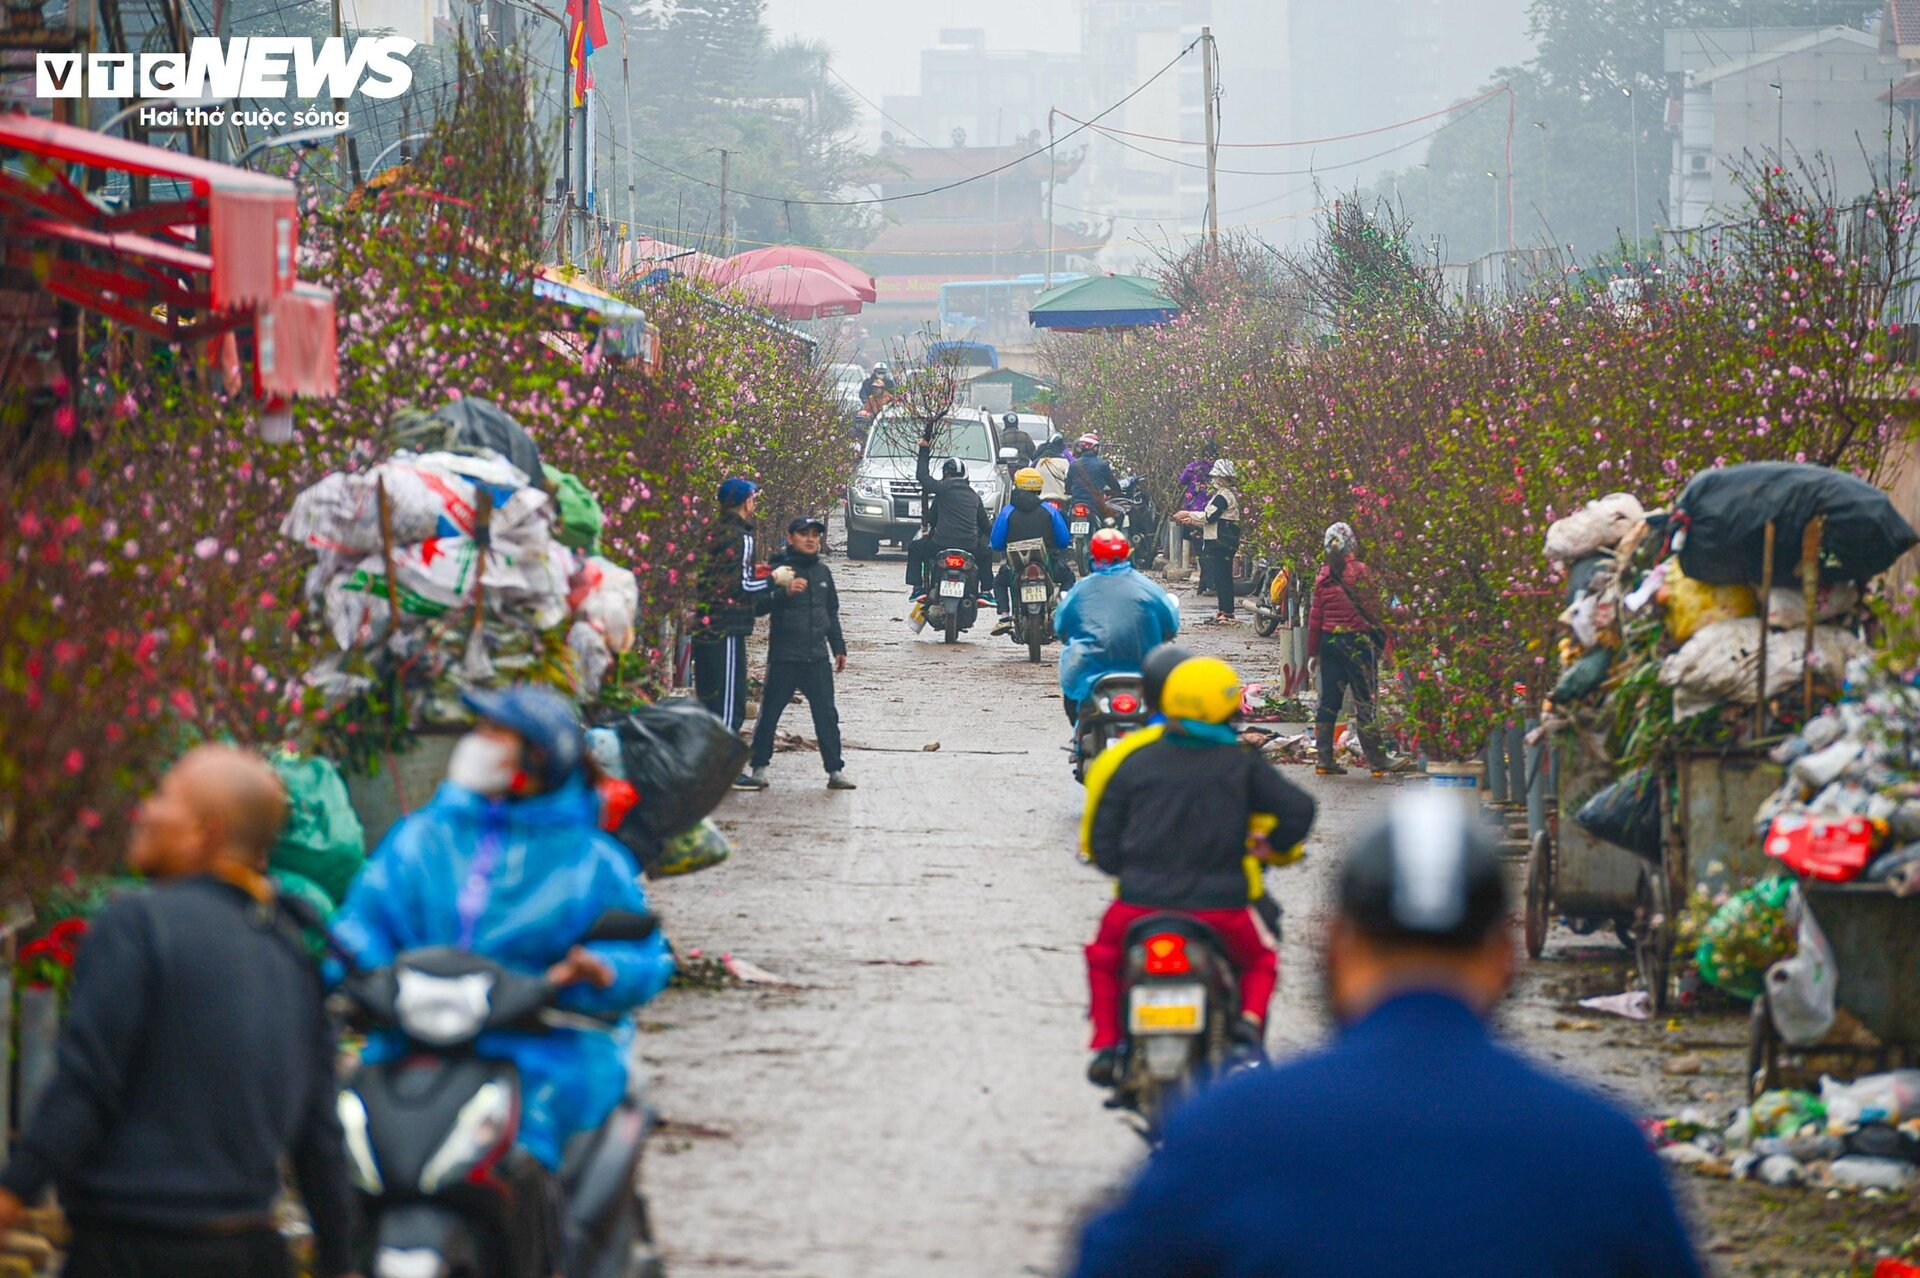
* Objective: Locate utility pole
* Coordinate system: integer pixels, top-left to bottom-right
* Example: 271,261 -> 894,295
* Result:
1534,120 -> 1548,246
1201,25 -> 1219,260
1045,109 -> 1056,289
1625,85 -> 1641,253
1486,169 -> 1498,259
717,148 -> 731,255
601,3 -> 636,262
1771,80 -> 1784,161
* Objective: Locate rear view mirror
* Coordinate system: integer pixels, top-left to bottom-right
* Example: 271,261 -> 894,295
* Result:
580,909 -> 659,943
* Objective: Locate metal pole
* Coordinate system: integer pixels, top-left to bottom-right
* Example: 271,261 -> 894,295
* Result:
601,2 -> 635,248
1487,170 -> 1498,259
1773,81 -> 1784,161
1626,86 -> 1641,251
1201,26 -> 1219,258
1756,520 -> 1776,737
718,148 -> 731,255
1045,110 -> 1057,288
1534,120 -> 1548,244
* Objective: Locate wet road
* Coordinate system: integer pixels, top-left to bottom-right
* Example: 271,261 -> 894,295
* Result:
638,547 -> 1398,1277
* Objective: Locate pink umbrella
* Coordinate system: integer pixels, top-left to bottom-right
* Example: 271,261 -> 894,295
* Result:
723,245 -> 877,303
728,264 -> 865,320
620,237 -> 727,281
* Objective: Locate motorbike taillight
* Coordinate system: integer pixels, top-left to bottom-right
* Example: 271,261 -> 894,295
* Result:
942,554 -> 968,569
1073,504 -> 1089,518
1143,933 -> 1190,976
1110,694 -> 1140,715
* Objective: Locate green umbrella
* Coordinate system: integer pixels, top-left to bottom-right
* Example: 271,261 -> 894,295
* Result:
1028,273 -> 1179,331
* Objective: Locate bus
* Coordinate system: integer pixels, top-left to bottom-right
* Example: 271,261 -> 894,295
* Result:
938,274 -> 1086,346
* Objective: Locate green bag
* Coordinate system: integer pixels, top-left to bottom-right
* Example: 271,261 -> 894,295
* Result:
542,464 -> 604,553
653,818 -> 732,878
270,869 -> 336,960
270,754 -> 367,904
1696,876 -> 1796,1000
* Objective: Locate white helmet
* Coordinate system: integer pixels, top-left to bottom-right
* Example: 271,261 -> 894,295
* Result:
1209,459 -> 1236,479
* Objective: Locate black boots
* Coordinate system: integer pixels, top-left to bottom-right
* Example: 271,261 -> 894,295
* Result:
1315,722 -> 1347,775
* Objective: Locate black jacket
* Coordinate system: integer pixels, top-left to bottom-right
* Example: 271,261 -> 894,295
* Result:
999,427 -> 1036,467
916,444 -> 992,551
1089,735 -> 1317,910
693,510 -> 771,637
759,548 -> 845,663
0,876 -> 353,1276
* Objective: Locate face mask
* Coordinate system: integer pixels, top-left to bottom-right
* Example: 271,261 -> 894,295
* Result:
448,733 -> 520,796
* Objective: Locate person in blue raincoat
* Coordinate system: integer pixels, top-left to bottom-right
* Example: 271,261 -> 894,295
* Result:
330,687 -> 675,1170
1055,527 -> 1181,725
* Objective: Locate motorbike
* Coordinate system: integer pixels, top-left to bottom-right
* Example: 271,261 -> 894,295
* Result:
1003,538 -> 1058,664
1106,913 -> 1246,1141
923,547 -> 981,645
1072,671 -> 1150,782
1249,554 -> 1294,638
1117,477 -> 1161,570
1065,496 -> 1134,575
336,910 -> 666,1278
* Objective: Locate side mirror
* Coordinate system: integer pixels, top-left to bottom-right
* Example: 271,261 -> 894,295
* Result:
998,447 -> 1019,461
580,909 -> 659,943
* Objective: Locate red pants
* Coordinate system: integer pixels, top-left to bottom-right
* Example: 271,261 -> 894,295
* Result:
1084,901 -> 1278,1051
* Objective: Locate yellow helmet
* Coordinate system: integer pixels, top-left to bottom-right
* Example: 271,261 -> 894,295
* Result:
1160,656 -> 1243,725
1013,467 -> 1044,492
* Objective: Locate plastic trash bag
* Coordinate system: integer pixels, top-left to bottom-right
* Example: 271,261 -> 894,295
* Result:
1674,462 -> 1919,587
333,533 -> 571,632
1544,492 -> 1645,562
568,620 -> 613,700
281,455 -> 548,558
1551,647 -> 1613,705
1767,582 -> 1861,629
1665,563 -> 1756,643
1696,876 -> 1795,1000
1766,887 -> 1838,1047
611,699 -> 751,839
652,817 -> 732,878
388,396 -> 545,485
569,556 -> 639,654
269,754 -> 366,903
270,868 -> 336,960
1821,1071 -> 1920,1135
543,464 -> 604,553
1574,767 -> 1664,861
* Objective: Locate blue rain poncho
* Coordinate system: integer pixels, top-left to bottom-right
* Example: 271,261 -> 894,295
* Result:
331,778 -> 675,1169
1055,561 -> 1182,703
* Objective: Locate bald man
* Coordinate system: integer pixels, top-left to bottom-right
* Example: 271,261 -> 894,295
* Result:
0,746 -> 359,1278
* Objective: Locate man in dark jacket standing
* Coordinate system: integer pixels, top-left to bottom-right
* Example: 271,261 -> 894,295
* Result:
746,517 -> 855,791
1071,791 -> 1704,1278
692,478 -> 772,787
0,746 -> 358,1278
907,436 -> 993,602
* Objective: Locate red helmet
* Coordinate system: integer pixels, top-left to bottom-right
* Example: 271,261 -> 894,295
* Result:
1089,528 -> 1131,566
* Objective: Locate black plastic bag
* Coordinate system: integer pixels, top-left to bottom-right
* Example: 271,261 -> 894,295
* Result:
612,699 -> 750,839
1550,647 -> 1612,705
432,397 -> 544,484
1674,462 -> 1918,587
1564,553 -> 1610,605
1574,766 -> 1664,861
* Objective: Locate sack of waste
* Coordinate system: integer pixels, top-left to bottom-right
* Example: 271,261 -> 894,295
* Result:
543,463 -> 605,553
1551,647 -> 1613,705
1664,562 -> 1756,643
389,396 -> 545,485
1545,492 -> 1645,563
1822,1071 -> 1920,1136
1658,618 -> 1867,721
652,817 -> 733,878
1574,766 -> 1664,861
281,454 -> 549,558
1674,462 -> 1919,587
569,556 -> 639,654
610,698 -> 751,839
331,532 -> 572,634
268,753 -> 366,903
1767,582 -> 1861,630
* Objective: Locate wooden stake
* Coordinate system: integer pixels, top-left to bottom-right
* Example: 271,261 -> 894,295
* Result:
1801,515 -> 1824,722
375,477 -> 403,623
469,486 -> 494,649
1755,520 -> 1775,737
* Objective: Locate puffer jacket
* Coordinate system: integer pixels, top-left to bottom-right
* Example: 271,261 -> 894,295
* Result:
759,547 -> 845,663
693,510 -> 770,637
1308,558 -> 1382,657
916,444 -> 992,550
330,779 -> 675,1170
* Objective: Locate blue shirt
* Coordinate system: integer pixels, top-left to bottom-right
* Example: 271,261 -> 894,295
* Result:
1072,991 -> 1703,1278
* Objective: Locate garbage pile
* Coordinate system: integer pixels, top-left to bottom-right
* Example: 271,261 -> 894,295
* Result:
1753,659 -> 1920,892
1650,1072 -> 1920,1194
281,398 -> 638,730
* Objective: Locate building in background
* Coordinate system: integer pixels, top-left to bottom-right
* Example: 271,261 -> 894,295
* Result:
879,29 -> 1083,154
1666,24 -> 1895,235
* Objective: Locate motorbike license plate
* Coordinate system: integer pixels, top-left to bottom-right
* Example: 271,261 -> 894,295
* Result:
1020,584 -> 1048,602
938,579 -> 966,597
1070,521 -> 1091,535
905,500 -> 922,518
1129,985 -> 1205,1035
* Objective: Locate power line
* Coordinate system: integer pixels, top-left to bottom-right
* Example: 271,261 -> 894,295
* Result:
824,64 -> 942,153
625,35 -> 1201,210
1058,82 -> 1513,150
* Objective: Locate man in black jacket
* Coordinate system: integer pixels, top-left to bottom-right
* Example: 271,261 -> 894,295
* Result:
907,436 -> 993,602
692,479 -> 773,788
745,517 -> 855,791
0,746 -> 357,1278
